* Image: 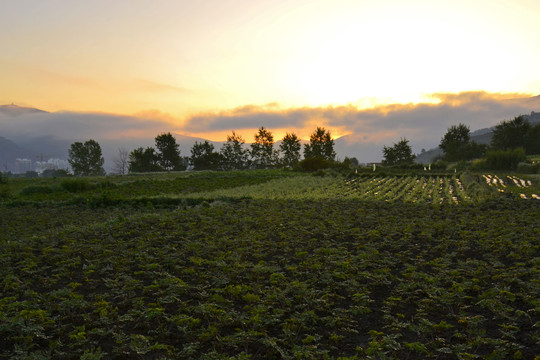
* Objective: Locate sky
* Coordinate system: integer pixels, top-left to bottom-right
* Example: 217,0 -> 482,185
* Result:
1,0 -> 540,146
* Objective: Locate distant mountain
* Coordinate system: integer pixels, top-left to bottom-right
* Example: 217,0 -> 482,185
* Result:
0,136 -> 33,172
334,135 -> 383,163
0,104 -> 48,116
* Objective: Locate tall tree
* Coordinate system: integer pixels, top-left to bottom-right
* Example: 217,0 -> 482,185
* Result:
439,123 -> 471,161
128,147 -> 161,173
68,139 -> 105,176
382,138 -> 416,166
280,132 -> 302,167
250,127 -> 277,169
220,131 -> 248,170
491,116 -> 531,152
155,132 -> 183,171
190,141 -> 222,170
524,124 -> 540,155
303,127 -> 336,161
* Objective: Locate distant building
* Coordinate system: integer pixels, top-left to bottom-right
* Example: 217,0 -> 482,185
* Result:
15,158 -> 33,173
524,111 -> 540,124
35,158 -> 70,175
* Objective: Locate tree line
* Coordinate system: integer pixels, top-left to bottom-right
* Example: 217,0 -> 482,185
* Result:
437,115 -> 540,169
67,127 -> 337,176
66,114 -> 540,176
376,114 -> 540,169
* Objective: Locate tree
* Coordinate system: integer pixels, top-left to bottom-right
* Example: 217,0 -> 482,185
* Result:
128,147 -> 161,173
155,132 -> 183,171
382,138 -> 416,166
524,124 -> 540,155
68,139 -> 105,176
250,127 -> 277,168
190,141 -> 222,170
280,132 -> 302,167
439,124 -> 471,161
342,157 -> 359,168
303,127 -> 336,161
112,147 -> 129,175
490,116 -> 531,152
220,131 -> 248,170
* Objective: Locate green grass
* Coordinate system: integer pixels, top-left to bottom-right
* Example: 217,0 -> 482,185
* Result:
0,170 -> 539,359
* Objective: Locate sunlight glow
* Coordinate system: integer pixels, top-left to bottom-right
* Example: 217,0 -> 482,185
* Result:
1,0 -> 539,138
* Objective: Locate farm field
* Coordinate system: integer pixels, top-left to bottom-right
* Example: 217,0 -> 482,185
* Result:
0,170 -> 539,359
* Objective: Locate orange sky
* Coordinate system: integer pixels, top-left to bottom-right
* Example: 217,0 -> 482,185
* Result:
1,0 -> 539,141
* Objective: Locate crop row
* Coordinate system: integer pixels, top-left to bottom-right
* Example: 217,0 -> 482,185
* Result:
181,175 -> 475,204
482,174 -> 540,200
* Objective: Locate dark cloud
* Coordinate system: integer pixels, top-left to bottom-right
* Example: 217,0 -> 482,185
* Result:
0,111 -> 176,141
182,91 -> 540,152
1,92 -> 538,165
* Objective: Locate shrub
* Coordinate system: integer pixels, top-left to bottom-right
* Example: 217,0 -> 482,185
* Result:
41,169 -> 71,178
297,157 -> 332,172
61,178 -> 91,193
0,172 -> 6,184
20,185 -> 55,195
517,162 -> 540,174
470,159 -> 488,171
485,147 -> 526,170
431,160 -> 448,170
96,180 -> 117,190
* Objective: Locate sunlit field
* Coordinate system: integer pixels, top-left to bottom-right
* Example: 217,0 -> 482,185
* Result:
1,170 -> 539,359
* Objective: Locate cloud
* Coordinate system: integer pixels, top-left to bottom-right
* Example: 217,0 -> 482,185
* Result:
0,110 -> 178,142
181,91 -> 540,150
1,91 -> 538,165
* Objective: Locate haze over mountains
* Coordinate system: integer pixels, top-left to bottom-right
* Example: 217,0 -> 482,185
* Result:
1,93 -> 539,173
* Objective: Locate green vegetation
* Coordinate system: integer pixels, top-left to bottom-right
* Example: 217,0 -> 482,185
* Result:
1,170 -> 539,359
68,139 -> 106,176
382,138 -> 416,166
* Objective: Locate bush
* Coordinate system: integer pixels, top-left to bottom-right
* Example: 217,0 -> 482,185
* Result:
297,157 -> 333,172
20,185 -> 55,195
485,147 -> 526,170
41,169 -> 71,178
96,180 -> 117,190
431,160 -> 448,170
0,172 -> 6,184
61,178 -> 91,193
517,162 -> 540,174
470,159 -> 488,171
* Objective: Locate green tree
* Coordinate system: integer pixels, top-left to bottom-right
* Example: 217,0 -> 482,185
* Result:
68,139 -> 105,176
220,131 -> 248,170
342,156 -> 359,168
155,132 -> 183,171
490,116 -> 531,152
128,147 -> 161,173
250,127 -> 277,169
524,124 -> 540,155
439,124 -> 471,161
303,127 -> 336,161
280,132 -> 302,167
382,138 -> 416,166
190,141 -> 222,170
